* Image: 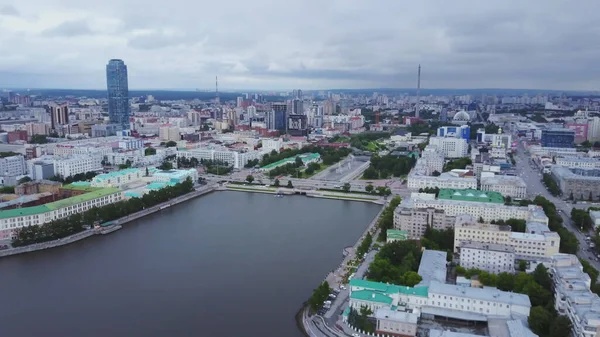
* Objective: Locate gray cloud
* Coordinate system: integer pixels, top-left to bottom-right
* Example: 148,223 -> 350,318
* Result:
0,4 -> 19,16
41,20 -> 95,37
0,0 -> 599,90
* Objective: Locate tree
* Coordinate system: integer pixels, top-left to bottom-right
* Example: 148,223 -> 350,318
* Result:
294,156 -> 303,167
478,216 -> 484,223
145,147 -> 157,156
528,306 -> 552,337
549,315 -> 572,337
165,140 -> 177,147
399,271 -> 422,287
532,264 -> 552,291
365,184 -> 374,194
145,167 -> 149,176
504,196 -> 512,205
432,170 -> 441,176
286,180 -> 293,188
18,176 -> 32,184
246,175 -> 254,184
29,134 -> 49,144
524,281 -> 552,307
308,281 -> 332,313
343,183 -> 351,193
496,272 -> 515,291
158,161 -> 173,170
518,260 -> 527,272
357,232 -> 373,256
274,179 -> 280,187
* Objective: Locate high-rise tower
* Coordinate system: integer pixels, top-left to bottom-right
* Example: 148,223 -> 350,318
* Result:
106,59 -> 130,129
415,64 -> 421,118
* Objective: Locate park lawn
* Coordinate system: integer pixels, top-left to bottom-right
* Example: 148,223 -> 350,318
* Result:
301,162 -> 333,178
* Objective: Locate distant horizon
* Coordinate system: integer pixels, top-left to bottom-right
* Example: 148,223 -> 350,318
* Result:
3,87 -> 599,94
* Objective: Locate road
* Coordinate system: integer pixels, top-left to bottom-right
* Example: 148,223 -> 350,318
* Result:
515,141 -> 600,270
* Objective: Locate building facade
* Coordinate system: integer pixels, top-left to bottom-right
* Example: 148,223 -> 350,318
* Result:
541,128 -> 575,148
480,176 -> 527,199
53,155 -> 103,178
429,136 -> 469,158
459,242 -> 515,274
0,155 -> 27,177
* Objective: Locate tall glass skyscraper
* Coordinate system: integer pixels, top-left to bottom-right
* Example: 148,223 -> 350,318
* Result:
106,59 -> 130,129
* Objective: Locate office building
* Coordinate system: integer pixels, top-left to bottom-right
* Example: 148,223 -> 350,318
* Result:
49,102 -> 69,132
25,123 -> 49,137
480,176 -> 527,199
106,59 -> 130,129
551,166 -> 600,200
429,136 -> 469,158
407,174 -> 477,190
394,191 -> 531,239
54,155 -> 103,178
159,126 -> 180,142
91,123 -> 124,137
541,128 -> 575,148
437,125 -> 470,141
31,161 -> 55,180
555,157 -> 600,169
459,242 -> 515,274
453,214 -> 559,259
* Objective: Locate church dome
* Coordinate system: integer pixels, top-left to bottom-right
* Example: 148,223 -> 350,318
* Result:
453,110 -> 471,122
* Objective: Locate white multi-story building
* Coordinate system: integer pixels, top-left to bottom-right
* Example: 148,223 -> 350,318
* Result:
54,155 -> 103,177
480,175 -> 527,198
453,214 -> 560,259
53,145 -> 113,157
177,148 -> 266,169
261,138 -> 283,152
0,155 -> 27,176
420,146 -> 444,173
91,168 -> 144,188
407,174 -> 477,190
429,136 -> 468,158
555,157 -> 600,169
459,242 -> 515,274
0,188 -> 124,240
348,279 -> 530,323
550,254 -> 600,337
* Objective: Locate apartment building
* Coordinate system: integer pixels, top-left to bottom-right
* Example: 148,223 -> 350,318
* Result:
53,155 -> 103,177
550,254 -> 600,337
459,242 -> 515,274
480,175 -> 527,199
0,155 -> 27,177
453,214 -> 560,259
0,188 -> 123,240
407,174 -> 477,190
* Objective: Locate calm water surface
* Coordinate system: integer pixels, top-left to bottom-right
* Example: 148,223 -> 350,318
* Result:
0,191 -> 380,337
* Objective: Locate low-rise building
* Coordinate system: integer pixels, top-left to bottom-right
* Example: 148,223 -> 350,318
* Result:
0,188 -> 123,240
480,175 -> 527,199
407,174 -> 477,190
91,168 -> 144,188
555,156 -> 600,169
418,250 -> 447,286
459,242 -> 515,274
152,169 -> 198,184
551,166 -> 600,200
374,308 -> 418,337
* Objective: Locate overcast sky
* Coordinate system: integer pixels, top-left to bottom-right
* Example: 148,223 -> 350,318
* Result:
1,0 -> 599,91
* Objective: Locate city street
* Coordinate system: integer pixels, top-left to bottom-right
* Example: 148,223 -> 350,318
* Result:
515,142 -> 600,270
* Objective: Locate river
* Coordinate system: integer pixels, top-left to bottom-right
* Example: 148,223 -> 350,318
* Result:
0,191 -> 381,337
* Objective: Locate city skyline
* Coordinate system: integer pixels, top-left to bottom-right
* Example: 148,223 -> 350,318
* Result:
0,1 -> 599,91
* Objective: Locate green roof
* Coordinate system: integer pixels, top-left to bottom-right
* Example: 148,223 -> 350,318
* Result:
45,188 -> 121,210
0,205 -> 51,219
342,306 -> 350,317
0,188 -> 121,219
437,189 -> 504,204
350,290 -> 393,304
61,183 -> 101,192
349,279 -> 429,298
387,229 -> 408,241
261,153 -> 321,169
350,279 -> 391,292
93,168 -> 141,181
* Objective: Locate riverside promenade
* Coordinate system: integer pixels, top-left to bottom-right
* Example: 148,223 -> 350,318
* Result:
0,184 -> 217,258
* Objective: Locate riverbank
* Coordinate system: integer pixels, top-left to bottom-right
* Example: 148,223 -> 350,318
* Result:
0,185 -> 217,258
